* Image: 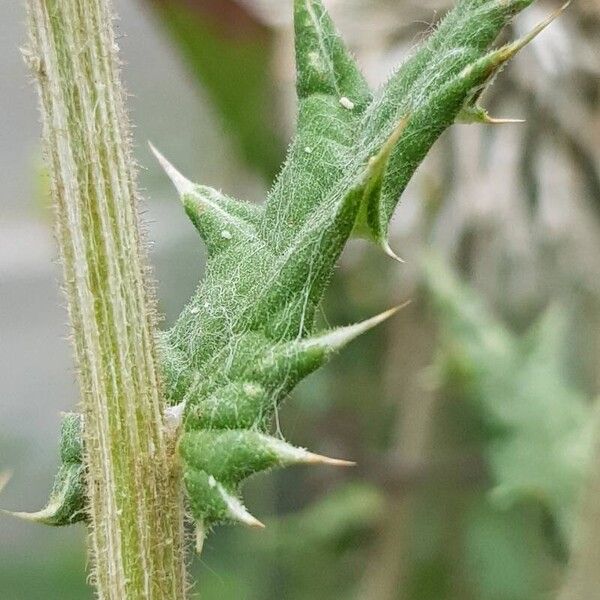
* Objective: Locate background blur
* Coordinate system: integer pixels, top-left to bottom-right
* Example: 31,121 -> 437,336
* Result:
2,0 -> 600,598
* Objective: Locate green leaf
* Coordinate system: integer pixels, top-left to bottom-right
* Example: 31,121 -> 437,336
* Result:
35,0 -> 564,542
4,413 -> 86,526
356,0 -> 564,253
293,0 -> 370,104
423,254 -> 592,541
262,0 -> 370,249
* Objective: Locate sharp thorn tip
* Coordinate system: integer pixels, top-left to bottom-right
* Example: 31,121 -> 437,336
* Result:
245,514 -> 266,529
2,508 -> 46,522
382,240 -> 405,263
485,117 -> 526,124
223,489 -> 265,529
306,453 -> 356,467
148,142 -> 196,197
0,470 -> 12,494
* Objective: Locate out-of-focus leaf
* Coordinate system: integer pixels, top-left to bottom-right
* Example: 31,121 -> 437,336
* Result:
423,254 -> 593,543
146,0 -> 284,178
269,482 -> 384,551
252,483 -> 384,600
464,499 -> 556,600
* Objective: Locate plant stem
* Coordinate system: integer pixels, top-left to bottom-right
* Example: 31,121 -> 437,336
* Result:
559,408 -> 600,600
25,1 -> 187,597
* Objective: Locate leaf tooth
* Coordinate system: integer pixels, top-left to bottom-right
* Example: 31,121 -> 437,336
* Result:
220,486 -> 265,529
2,464 -> 86,526
245,305 -> 407,388
4,505 -> 61,523
185,465 -> 265,529
369,115 -> 411,171
294,0 -> 370,105
451,5 -> 567,130
459,1 -> 569,86
359,115 -> 411,192
304,304 -> 406,352
150,142 -> 260,254
0,470 -> 11,494
148,142 -> 195,198
501,1 -> 570,58
263,436 -> 355,467
353,115 -> 410,256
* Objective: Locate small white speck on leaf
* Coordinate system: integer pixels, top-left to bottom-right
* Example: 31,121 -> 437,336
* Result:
221,230 -> 232,239
208,475 -> 216,488
339,96 -> 355,110
304,146 -> 312,154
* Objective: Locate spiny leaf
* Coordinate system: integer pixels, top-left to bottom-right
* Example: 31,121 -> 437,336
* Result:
5,464 -> 86,526
424,254 -> 592,541
352,116 -> 410,260
183,467 -> 264,529
262,0 -> 370,248
352,0 -> 563,257
32,0 -> 564,541
293,0 -> 370,105
457,2 -> 569,123
245,306 -> 402,385
150,143 -> 261,254
180,430 -> 352,485
4,413 -> 86,526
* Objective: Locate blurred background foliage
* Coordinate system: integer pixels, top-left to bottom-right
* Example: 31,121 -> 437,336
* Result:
1,0 -> 600,598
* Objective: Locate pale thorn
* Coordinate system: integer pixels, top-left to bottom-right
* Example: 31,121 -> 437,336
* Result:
308,302 -> 410,350
262,435 -> 355,467
220,485 -> 265,529
148,142 -> 196,198
3,502 -> 61,523
195,522 -> 206,555
459,1 -> 570,83
0,470 -> 12,494
302,453 -> 356,467
382,239 -> 405,263
503,0 -> 571,57
484,116 -> 526,125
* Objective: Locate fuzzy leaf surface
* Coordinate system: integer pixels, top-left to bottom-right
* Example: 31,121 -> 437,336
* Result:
31,0 -> 561,540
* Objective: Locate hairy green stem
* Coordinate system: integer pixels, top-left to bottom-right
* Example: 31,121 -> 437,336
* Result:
25,0 -> 187,597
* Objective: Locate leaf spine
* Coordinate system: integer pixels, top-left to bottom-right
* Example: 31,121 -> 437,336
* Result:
148,142 -> 196,198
